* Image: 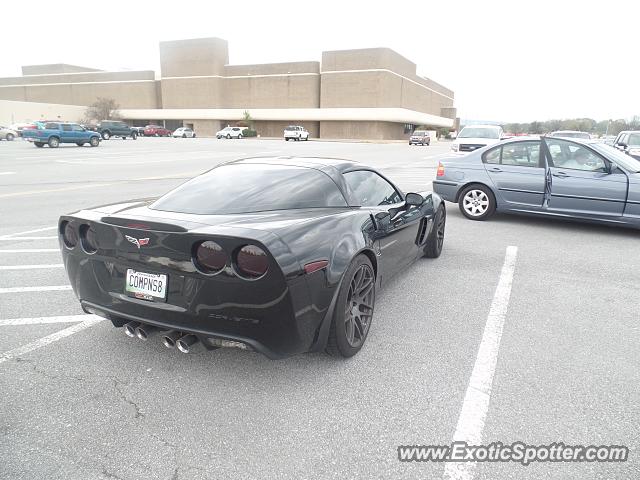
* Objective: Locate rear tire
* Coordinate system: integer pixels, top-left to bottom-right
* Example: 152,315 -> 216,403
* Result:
238,134 -> 243,139
458,184 -> 496,221
76,142 -> 84,147
131,132 -> 137,140
6,133 -> 14,141
34,142 -> 44,148
226,134 -> 231,139
48,137 -> 59,148
326,254 -> 376,358
423,205 -> 446,258
101,131 -> 111,140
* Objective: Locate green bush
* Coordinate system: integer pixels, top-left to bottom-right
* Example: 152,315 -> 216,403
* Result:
243,129 -> 258,137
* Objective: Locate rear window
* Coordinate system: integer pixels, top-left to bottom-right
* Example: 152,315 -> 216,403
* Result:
458,127 -> 501,139
285,126 -> 297,131
413,131 -> 427,136
151,164 -> 348,214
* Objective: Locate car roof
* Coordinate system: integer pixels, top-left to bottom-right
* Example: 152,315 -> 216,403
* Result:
229,156 -> 361,173
462,124 -> 502,129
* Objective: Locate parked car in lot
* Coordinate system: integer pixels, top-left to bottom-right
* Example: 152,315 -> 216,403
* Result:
548,130 -> 591,139
8,123 -> 36,137
450,125 -> 503,153
97,120 -> 137,140
58,157 -> 445,358
172,127 -> 196,138
613,131 -> 640,160
0,127 -> 17,141
409,130 -> 431,146
22,122 -> 101,148
433,136 -> 640,228
143,125 -> 172,137
216,126 -> 246,139
284,125 -> 309,141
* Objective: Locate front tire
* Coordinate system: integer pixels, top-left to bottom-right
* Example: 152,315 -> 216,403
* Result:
238,134 -> 243,139
101,131 -> 111,140
48,137 -> 59,148
131,132 -> 137,140
458,184 -> 496,220
6,133 -> 14,141
423,205 -> 446,258
226,134 -> 231,139
89,136 -> 100,147
326,255 -> 376,358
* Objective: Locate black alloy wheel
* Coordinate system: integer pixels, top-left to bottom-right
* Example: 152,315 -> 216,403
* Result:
326,255 -> 376,357
424,205 -> 446,258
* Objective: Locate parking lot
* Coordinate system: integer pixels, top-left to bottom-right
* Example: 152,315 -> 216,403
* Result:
0,137 -> 638,479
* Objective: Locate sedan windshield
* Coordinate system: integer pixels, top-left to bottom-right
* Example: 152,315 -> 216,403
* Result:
151,164 -> 348,214
591,143 -> 640,172
458,127 -> 501,139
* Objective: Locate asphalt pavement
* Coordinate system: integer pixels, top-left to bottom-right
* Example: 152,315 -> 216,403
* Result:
0,137 -> 638,480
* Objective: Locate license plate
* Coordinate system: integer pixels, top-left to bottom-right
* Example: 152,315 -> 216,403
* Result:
125,269 -> 167,301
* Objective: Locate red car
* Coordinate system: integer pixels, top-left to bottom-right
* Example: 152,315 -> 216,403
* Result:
143,125 -> 172,137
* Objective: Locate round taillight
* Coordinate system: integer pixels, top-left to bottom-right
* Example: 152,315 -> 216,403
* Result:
60,221 -> 77,249
79,224 -> 98,254
235,245 -> 268,279
194,241 -> 227,274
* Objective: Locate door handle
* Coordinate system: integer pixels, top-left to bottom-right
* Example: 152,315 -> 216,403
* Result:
552,171 -> 568,178
488,167 -> 502,172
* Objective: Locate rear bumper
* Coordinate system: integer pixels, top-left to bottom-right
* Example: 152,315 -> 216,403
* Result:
432,180 -> 459,203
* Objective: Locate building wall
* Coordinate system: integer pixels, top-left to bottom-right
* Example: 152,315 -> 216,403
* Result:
0,99 -> 86,125
320,121 -> 405,140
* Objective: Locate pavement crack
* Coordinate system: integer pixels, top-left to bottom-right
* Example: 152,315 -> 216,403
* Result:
101,468 -> 125,480
150,433 -> 180,480
111,378 -> 144,419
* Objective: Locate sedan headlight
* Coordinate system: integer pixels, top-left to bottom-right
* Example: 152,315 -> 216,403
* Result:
451,144 -> 459,152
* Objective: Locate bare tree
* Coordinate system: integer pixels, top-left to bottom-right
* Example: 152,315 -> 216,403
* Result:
83,97 -> 120,124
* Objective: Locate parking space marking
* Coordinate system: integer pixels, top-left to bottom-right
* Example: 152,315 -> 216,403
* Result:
0,264 -> 63,271
443,246 -> 518,480
0,315 -> 90,327
0,249 -> 59,253
0,182 -> 114,199
0,316 -> 102,365
0,285 -> 72,294
0,171 -> 16,175
0,226 -> 56,238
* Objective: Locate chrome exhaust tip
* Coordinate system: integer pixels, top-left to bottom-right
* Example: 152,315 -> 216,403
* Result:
161,331 -> 182,349
135,324 -> 159,341
124,321 -> 140,338
176,334 -> 199,354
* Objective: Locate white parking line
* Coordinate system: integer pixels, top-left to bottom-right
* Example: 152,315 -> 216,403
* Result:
0,249 -> 59,253
0,285 -> 72,294
0,237 -> 57,241
443,246 -> 518,480
0,316 -> 102,365
0,171 -> 16,175
0,264 -> 63,271
0,226 -> 56,238
0,315 -> 90,327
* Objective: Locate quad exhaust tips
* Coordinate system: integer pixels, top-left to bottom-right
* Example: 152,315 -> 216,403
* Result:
135,324 -> 160,341
176,334 -> 199,354
162,331 -> 183,349
124,321 -> 140,338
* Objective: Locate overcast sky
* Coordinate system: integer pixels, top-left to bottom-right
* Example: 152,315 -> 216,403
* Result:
2,0 -> 638,122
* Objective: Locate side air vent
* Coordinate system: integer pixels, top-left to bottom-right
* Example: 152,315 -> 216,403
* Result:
416,218 -> 429,246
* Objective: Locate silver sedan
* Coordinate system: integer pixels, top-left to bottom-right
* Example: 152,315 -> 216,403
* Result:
0,127 -> 17,141
433,136 -> 640,228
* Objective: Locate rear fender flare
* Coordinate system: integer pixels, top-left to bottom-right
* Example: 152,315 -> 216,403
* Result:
454,182 -> 498,204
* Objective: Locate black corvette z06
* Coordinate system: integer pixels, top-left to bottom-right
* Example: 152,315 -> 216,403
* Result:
59,157 -> 446,358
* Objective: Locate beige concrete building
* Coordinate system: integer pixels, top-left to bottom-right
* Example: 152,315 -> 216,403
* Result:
0,37 -> 456,139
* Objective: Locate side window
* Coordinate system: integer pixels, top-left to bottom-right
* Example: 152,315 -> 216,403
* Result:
71,125 -> 84,131
343,170 -> 402,207
501,141 -> 541,167
628,134 -> 640,146
545,138 -> 607,172
45,123 -> 58,129
483,147 -> 501,164
62,124 -> 72,131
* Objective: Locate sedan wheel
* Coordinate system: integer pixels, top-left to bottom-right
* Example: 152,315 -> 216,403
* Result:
6,133 -> 14,141
326,255 -> 375,357
459,185 -> 495,220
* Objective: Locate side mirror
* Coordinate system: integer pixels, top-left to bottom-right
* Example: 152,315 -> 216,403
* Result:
374,211 -> 391,231
405,192 -> 424,207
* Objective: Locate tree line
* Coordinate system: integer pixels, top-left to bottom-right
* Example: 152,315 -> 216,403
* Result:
502,116 -> 640,136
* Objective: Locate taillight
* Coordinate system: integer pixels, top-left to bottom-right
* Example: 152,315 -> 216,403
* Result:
437,163 -> 445,176
235,245 -> 268,279
194,241 -> 227,274
60,221 -> 77,249
79,224 -> 98,254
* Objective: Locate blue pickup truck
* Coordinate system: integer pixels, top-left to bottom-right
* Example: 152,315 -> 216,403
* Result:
22,122 -> 101,148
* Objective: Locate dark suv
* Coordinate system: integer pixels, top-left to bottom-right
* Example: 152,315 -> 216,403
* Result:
97,120 -> 137,140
